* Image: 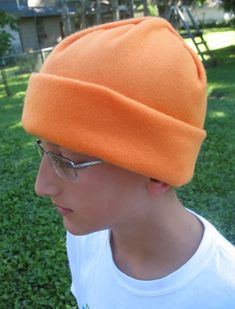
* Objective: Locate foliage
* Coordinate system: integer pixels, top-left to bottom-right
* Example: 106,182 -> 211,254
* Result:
221,0 -> 235,13
0,10 -> 17,57
155,0 -> 235,17
0,30 -> 235,308
154,0 -> 207,17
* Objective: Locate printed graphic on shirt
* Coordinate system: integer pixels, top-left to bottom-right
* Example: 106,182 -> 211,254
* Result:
82,304 -> 90,309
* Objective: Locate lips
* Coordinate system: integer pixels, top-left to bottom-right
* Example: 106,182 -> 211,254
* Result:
54,204 -> 74,216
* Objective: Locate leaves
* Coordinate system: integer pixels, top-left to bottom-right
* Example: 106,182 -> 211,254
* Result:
0,10 -> 18,57
221,0 -> 235,14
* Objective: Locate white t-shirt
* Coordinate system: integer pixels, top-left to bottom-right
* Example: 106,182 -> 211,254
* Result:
66,211 -> 235,309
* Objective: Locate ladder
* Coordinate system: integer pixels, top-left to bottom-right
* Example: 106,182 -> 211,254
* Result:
167,5 -> 216,66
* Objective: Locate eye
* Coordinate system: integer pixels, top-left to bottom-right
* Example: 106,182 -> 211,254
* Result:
50,154 -> 62,166
51,154 -> 74,168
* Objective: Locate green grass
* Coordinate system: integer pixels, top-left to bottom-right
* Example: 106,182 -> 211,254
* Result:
177,44 -> 235,242
0,76 -> 77,307
177,28 -> 233,235
0,36 -> 235,307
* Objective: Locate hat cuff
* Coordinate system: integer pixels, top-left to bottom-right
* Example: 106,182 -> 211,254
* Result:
22,73 -> 206,187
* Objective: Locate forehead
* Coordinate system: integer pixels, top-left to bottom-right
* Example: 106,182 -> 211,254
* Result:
41,139 -> 97,160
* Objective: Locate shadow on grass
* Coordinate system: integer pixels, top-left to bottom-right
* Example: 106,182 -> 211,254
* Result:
212,45 -> 235,62
206,44 -> 235,68
0,73 -> 29,98
206,45 -> 235,102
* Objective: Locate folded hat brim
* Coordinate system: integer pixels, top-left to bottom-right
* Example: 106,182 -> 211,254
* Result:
22,73 -> 206,187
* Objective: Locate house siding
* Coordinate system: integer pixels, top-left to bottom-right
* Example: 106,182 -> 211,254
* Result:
19,19 -> 39,51
18,16 -> 61,51
43,16 -> 62,47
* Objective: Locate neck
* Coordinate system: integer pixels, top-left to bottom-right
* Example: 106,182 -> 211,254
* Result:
110,191 -> 204,280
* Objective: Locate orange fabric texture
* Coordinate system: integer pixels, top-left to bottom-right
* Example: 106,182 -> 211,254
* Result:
22,16 -> 207,187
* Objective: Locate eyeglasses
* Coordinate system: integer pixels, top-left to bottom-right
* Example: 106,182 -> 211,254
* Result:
35,139 -> 104,182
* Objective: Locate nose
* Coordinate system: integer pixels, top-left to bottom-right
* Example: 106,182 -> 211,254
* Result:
35,155 -> 60,197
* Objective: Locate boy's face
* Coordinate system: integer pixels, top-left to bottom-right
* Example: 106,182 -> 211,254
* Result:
35,140 -> 147,235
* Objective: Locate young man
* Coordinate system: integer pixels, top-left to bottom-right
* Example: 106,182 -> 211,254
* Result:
22,17 -> 235,308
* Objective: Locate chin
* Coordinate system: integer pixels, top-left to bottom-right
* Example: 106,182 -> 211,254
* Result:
63,217 -> 103,236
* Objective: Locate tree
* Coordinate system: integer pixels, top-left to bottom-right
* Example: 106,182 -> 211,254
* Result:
154,1 -> 206,18
0,11 -> 17,57
221,0 -> 235,13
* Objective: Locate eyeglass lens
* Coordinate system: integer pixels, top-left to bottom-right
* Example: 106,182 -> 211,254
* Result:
36,142 -> 78,181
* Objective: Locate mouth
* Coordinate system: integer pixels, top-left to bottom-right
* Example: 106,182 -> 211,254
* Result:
54,204 -> 74,216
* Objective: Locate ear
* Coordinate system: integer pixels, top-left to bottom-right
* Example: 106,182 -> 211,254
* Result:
146,178 -> 171,195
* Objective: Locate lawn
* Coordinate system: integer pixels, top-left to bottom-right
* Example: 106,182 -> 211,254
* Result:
185,27 -> 235,53
0,32 -> 235,307
177,45 -> 235,243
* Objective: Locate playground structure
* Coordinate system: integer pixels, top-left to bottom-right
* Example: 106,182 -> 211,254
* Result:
166,4 -> 216,64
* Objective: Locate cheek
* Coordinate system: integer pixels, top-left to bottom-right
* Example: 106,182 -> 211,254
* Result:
63,165 -> 144,232
67,169 -> 119,212
74,180 -> 122,217
63,182 -> 124,235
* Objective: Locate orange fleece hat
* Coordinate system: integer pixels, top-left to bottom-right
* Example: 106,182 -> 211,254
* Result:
22,16 -> 207,187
